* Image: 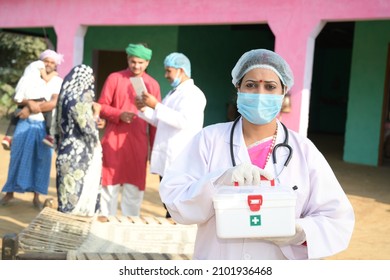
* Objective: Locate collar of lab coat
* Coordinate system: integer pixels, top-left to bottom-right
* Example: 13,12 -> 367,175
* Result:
225,118 -> 290,176
173,78 -> 194,92
225,117 -> 248,167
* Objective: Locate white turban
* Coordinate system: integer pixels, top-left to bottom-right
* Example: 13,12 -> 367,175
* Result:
39,49 -> 64,65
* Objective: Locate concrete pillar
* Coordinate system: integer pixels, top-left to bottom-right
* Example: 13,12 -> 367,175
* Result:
53,24 -> 87,77
268,16 -> 324,136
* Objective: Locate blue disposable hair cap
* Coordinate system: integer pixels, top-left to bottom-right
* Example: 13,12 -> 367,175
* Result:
231,49 -> 294,90
164,52 -> 191,78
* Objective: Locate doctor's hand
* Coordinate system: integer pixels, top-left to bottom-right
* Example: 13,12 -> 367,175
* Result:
215,163 -> 273,186
141,91 -> 159,109
262,224 -> 306,246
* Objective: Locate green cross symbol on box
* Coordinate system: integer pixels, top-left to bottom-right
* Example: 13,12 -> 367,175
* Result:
250,215 -> 261,226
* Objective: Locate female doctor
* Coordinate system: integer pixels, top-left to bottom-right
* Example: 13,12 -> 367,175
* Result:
159,49 -> 355,260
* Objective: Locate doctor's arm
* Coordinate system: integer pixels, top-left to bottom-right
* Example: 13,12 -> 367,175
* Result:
143,91 -> 205,129
136,95 -> 157,126
159,131 -> 222,225
289,143 -> 355,259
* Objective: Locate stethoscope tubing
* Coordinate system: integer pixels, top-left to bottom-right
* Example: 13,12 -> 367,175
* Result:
230,116 -> 292,168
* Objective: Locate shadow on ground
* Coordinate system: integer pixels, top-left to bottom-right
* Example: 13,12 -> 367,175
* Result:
309,133 -> 390,205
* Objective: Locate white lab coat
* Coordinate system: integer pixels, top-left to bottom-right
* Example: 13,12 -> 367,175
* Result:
159,118 -> 355,260
139,79 -> 206,176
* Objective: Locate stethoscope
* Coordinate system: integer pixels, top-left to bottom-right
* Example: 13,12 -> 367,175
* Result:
229,116 -> 293,178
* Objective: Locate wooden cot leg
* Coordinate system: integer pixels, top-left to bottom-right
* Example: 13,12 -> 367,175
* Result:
2,233 -> 18,260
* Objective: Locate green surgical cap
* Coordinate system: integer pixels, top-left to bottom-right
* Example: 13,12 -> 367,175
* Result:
125,44 -> 152,60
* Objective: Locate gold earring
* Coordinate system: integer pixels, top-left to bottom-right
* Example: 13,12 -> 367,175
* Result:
281,93 -> 291,113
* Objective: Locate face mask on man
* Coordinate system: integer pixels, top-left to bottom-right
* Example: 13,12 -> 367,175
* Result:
170,71 -> 181,88
237,92 -> 284,125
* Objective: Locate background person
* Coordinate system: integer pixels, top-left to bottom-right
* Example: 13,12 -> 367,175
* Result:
0,49 -> 64,209
98,43 -> 161,217
136,52 -> 207,218
54,64 -> 102,216
2,56 -> 62,150
159,49 -> 355,260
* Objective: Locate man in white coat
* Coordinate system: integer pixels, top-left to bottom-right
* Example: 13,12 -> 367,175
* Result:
136,52 -> 207,218
159,49 -> 355,260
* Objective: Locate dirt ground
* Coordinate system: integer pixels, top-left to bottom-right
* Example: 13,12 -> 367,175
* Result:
0,118 -> 389,260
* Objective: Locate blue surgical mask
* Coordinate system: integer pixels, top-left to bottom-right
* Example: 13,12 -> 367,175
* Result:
237,92 -> 284,125
170,72 -> 181,88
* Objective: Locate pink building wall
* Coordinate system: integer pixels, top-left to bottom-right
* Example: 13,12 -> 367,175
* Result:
1,0 -> 390,133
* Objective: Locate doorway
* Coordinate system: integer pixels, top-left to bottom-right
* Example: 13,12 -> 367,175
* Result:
308,22 -> 355,159
92,50 -> 128,99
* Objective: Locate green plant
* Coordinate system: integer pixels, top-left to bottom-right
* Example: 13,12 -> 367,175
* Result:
0,31 -> 48,117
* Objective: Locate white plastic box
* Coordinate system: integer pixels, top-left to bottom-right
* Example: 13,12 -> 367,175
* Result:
213,185 -> 297,239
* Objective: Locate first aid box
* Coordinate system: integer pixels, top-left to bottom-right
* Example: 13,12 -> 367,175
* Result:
213,185 -> 297,239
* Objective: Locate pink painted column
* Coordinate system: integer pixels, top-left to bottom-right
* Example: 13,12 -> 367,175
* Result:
268,15 -> 322,135
53,23 -> 84,78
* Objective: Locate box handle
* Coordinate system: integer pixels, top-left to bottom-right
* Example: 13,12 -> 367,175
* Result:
260,175 -> 275,187
247,195 -> 263,211
234,177 -> 275,187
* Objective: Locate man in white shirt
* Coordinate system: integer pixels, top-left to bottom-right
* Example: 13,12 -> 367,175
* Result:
136,52 -> 207,217
1,49 -> 64,209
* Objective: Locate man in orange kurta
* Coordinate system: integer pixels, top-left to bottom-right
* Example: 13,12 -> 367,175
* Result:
98,44 -> 161,216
